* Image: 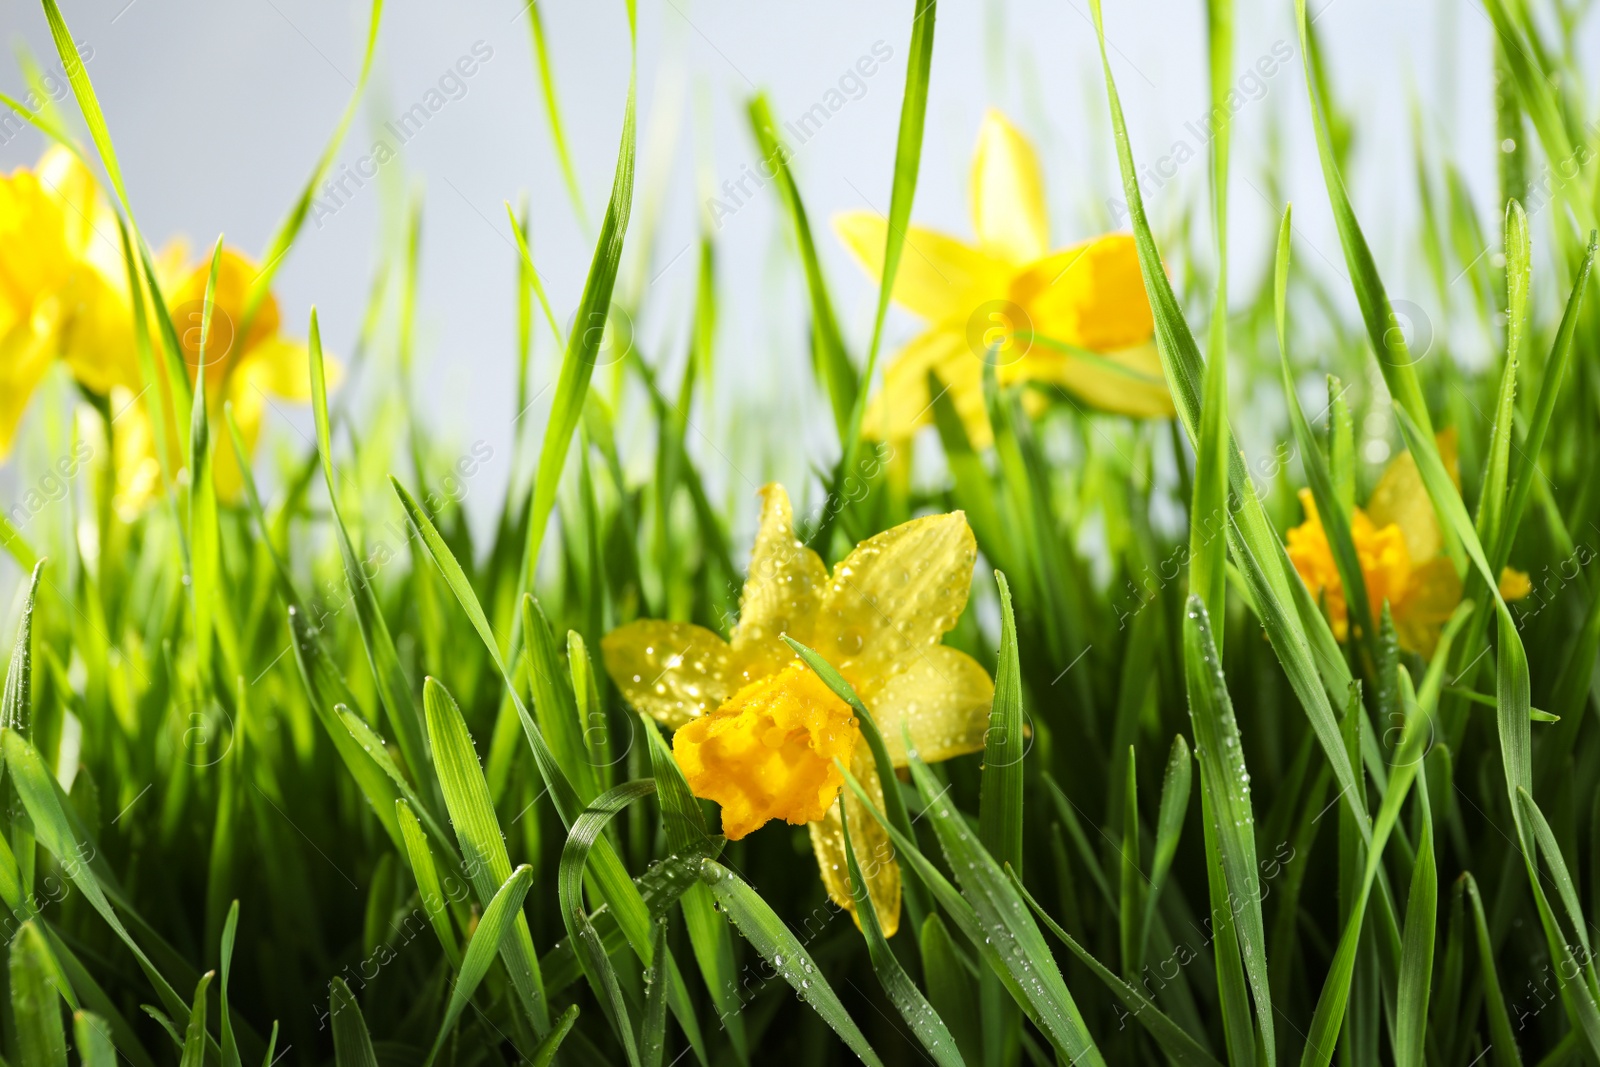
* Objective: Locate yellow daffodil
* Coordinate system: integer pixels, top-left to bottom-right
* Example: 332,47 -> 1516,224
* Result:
0,146 -> 140,457
834,108 -> 1173,448
602,484 -> 994,936
1287,431 -> 1530,656
116,243 -> 320,510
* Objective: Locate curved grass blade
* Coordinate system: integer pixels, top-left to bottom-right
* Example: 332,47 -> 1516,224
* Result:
309,312 -> 429,787
979,571 -> 1025,874
178,970 -> 213,1067
840,810 -> 964,1067
396,799 -> 462,967
1461,873 -> 1524,1067
1182,596 -> 1273,1061
424,678 -> 547,1030
1394,767 -> 1436,1067
12,920 -> 69,1067
74,1011 -> 118,1067
640,916 -> 670,1067
423,865 -> 535,1067
1138,735 -> 1192,973
219,900 -> 242,1067
1012,870 -> 1222,1067
330,976 -> 380,1067
558,780 -> 658,1066
532,1004 -> 580,1067
700,859 -> 884,1067
3,560 -> 43,732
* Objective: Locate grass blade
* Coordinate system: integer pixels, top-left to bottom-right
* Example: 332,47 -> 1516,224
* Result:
424,865 -> 535,1066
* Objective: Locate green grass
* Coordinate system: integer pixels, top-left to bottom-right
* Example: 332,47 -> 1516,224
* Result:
5,0 -> 1600,1063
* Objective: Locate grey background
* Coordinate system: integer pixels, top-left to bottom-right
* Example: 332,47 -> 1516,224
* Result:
0,0 -> 1575,538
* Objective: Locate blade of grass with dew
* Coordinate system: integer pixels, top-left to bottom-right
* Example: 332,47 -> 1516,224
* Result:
218,901 -> 242,1067
1013,871 -> 1223,1067
330,976 -> 380,1067
1138,734 -> 1191,972
639,916 -> 670,1067
11,920 -> 68,1067
0,732 -> 194,1029
558,779 -> 658,1065
1394,763 -> 1436,1067
396,798 -> 462,967
840,810 -> 965,1067
308,311 -> 430,786
1496,233 -> 1596,569
536,832 -> 724,994
921,914 -> 983,1065
1183,595 -> 1274,1062
523,597 -> 599,804
899,757 -> 1106,1064
745,93 -> 855,442
242,0 -> 383,333
423,864 -> 535,1067
699,859 -> 885,1067
422,677 -> 548,1032
641,719 -> 748,1064
1274,206 -> 1375,654
523,21 -> 636,581
177,970 -> 212,1067
393,481 -> 650,944
1197,0 -> 1232,633
1475,201 -> 1529,554
1086,0 -> 1370,837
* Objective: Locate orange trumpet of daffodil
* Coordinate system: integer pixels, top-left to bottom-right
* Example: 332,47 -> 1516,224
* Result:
834,108 -> 1174,448
602,485 -> 994,936
1287,431 -> 1531,656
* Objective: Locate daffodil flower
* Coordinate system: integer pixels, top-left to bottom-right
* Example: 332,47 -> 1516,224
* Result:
834,109 -> 1173,448
602,484 -> 994,936
1287,432 -> 1530,656
0,147 -> 140,458
115,243 -> 324,511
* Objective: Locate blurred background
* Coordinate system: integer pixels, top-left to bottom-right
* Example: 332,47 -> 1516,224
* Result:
0,0 -> 1583,538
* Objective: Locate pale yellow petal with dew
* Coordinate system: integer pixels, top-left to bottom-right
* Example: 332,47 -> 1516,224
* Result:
729,484 -> 828,678
816,510 -> 978,688
1368,430 -> 1459,566
872,644 -> 994,766
1011,235 -> 1155,352
808,742 -> 901,937
970,109 -> 1050,265
1008,339 -> 1175,419
862,326 -> 991,446
602,619 -> 743,729
833,211 -> 1011,326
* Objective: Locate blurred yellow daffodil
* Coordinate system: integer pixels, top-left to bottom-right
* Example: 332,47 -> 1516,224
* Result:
1287,431 -> 1530,656
0,146 -> 140,458
115,243 -> 322,511
834,108 -> 1173,448
602,484 -> 994,936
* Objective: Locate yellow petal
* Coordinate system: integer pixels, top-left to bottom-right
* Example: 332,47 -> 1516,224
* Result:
1007,339 -> 1175,419
601,619 -> 741,729
0,320 -> 59,460
816,510 -> 978,690
1498,567 -> 1531,601
808,742 -> 901,937
109,385 -> 164,519
166,247 -> 281,389
862,326 -> 991,446
871,645 -> 994,765
1368,429 -> 1459,564
673,663 -> 857,840
236,336 -> 320,401
970,109 -> 1050,264
1393,555 -> 1462,657
729,484 -> 828,678
834,211 -> 1010,326
1011,234 -> 1154,352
